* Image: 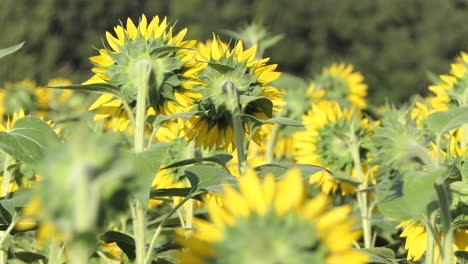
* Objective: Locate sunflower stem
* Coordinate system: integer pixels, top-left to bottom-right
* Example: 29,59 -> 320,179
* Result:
425,213 -> 436,264
134,59 -> 151,264
225,81 -> 246,174
348,126 -> 372,248
2,155 -> 13,197
435,183 -> 454,264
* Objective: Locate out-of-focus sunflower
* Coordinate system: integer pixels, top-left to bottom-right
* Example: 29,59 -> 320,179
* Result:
293,100 -> 374,195
427,51 -> 468,111
396,221 -> 468,262
84,14 -> 204,131
177,168 -> 368,264
307,63 -> 368,110
184,36 -> 285,150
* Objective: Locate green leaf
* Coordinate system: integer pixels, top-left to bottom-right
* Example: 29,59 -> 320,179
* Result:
360,247 -> 396,264
101,231 -> 135,260
50,83 -> 122,98
239,96 -> 273,118
134,143 -> 170,204
154,241 -> 180,254
331,171 -> 362,186
376,168 -> 445,221
403,168 -> 444,218
150,188 -> 193,199
0,42 -> 25,60
207,62 -> 235,73
0,189 -> 33,222
12,251 -> 47,263
427,107 -> 468,134
455,251 -> 468,263
162,154 -> 233,171
255,162 -> 326,179
450,181 -> 468,196
242,114 -> 303,127
147,111 -> 203,128
0,117 -> 61,163
184,165 -> 233,192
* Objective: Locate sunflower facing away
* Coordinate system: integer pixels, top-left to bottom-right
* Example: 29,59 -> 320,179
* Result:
307,63 -> 368,110
293,100 -> 374,195
427,51 -> 468,111
177,168 -> 368,264
84,14 -> 204,131
184,36 -> 285,150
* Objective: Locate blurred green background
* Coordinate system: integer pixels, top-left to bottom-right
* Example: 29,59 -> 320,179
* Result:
1,0 -> 467,104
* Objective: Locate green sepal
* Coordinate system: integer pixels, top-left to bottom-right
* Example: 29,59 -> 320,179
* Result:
0,42 -> 25,60
0,117 -> 61,163
206,62 -> 235,74
150,46 -> 193,58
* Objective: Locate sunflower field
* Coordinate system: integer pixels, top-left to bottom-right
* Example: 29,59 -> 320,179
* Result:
0,13 -> 468,264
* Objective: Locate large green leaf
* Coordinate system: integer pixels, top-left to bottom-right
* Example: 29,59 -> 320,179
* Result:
255,162 -> 325,179
0,117 -> 61,163
0,42 -> 25,60
376,168 -> 445,221
427,107 -> 468,135
134,143 -> 170,204
162,154 -> 233,171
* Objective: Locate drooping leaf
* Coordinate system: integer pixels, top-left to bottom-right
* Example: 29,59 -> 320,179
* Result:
255,162 -> 326,179
242,114 -> 303,127
0,117 -> 60,163
134,143 -> 170,204
51,83 -> 122,98
332,171 -> 362,186
455,251 -> 468,263
427,107 -> 468,135
360,247 -> 396,264
239,96 -> 273,118
162,154 -> 233,171
147,111 -> 203,128
184,165 -> 233,192
0,42 -> 25,60
12,251 -> 47,263
101,231 -> 135,260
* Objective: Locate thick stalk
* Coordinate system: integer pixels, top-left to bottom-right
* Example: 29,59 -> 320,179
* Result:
0,155 -> 13,264
225,81 -> 246,174
133,59 -> 151,264
265,125 -> 280,163
425,220 -> 435,264
435,184 -> 454,264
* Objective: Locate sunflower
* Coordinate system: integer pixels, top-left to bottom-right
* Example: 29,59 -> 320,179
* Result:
308,63 -> 368,110
177,168 -> 368,264
396,221 -> 468,262
184,36 -> 285,150
427,51 -> 468,110
84,14 -> 204,131
293,100 -> 373,195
